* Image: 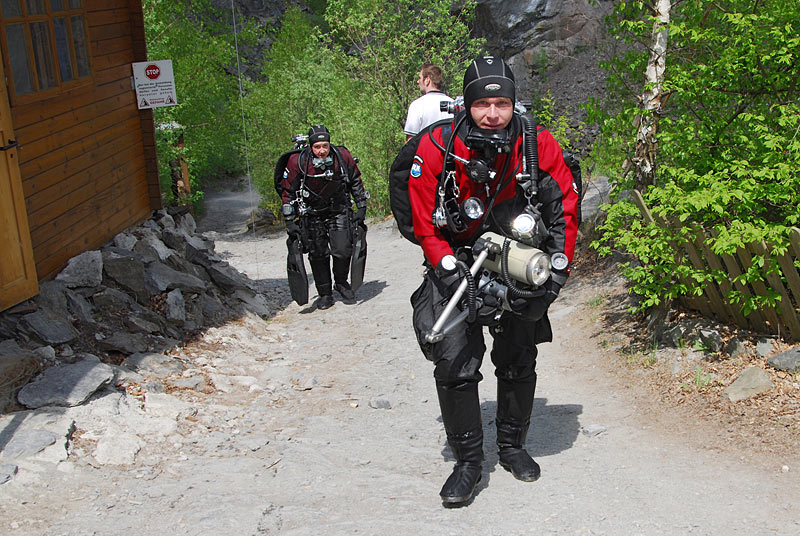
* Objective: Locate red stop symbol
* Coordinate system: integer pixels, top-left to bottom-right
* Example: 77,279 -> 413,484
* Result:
145,64 -> 160,80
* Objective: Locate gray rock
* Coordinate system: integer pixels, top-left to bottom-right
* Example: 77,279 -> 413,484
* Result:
200,292 -> 228,325
756,338 -> 775,357
17,357 -> 115,408
178,212 -> 197,235
185,239 -> 219,268
725,337 -> 747,359
145,261 -> 207,294
767,348 -> 800,374
165,289 -> 186,323
93,429 -> 143,466
133,229 -> 172,263
55,250 -> 103,288
96,332 -> 148,354
171,375 -> 210,391
124,314 -> 162,334
661,324 -> 687,347
21,310 -> 79,345
206,262 -> 249,293
65,289 -> 97,326
699,329 -> 723,353
103,250 -> 150,303
161,228 -> 188,255
0,429 -> 58,459
123,352 -> 185,378
109,364 -> 144,385
724,367 -> 774,402
112,231 -> 138,250
234,289 -> 270,317
0,463 -> 18,484
157,213 -> 176,231
34,281 -> 70,318
32,345 -> 56,363
166,253 -> 211,283
92,287 -> 135,311
368,395 -> 392,409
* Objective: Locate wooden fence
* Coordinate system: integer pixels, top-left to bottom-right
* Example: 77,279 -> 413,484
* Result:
630,190 -> 800,341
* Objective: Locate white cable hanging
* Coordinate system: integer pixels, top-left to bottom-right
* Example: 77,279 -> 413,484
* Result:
230,0 -> 262,279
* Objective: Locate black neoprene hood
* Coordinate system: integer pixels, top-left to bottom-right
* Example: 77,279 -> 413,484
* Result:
308,124 -> 330,144
463,56 -> 516,111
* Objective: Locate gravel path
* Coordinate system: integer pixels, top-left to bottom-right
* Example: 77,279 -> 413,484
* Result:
1,183 -> 799,535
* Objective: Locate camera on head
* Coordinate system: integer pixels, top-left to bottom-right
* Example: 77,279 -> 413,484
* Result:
441,96 -> 465,114
291,133 -> 309,149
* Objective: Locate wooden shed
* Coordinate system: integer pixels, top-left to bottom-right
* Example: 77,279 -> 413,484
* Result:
0,0 -> 161,311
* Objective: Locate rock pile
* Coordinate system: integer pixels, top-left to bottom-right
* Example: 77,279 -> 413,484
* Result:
0,208 -> 270,413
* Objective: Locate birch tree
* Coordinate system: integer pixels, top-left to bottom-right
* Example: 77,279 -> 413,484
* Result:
624,0 -> 671,192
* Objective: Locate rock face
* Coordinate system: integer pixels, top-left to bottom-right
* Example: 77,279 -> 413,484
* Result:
473,0 -> 613,95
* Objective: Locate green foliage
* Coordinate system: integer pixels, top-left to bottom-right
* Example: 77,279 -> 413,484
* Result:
590,1 -> 800,315
143,0 -> 260,205
325,0 -> 483,129
246,1 -> 484,217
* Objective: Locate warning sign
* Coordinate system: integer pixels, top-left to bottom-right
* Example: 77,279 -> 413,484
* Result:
132,60 -> 177,110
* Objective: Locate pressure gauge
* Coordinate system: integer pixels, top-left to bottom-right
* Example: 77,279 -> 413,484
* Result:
550,252 -> 569,271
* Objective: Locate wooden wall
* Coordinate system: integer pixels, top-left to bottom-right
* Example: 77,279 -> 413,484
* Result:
11,0 -> 161,281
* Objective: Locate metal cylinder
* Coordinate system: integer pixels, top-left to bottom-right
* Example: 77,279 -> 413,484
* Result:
481,232 -> 551,287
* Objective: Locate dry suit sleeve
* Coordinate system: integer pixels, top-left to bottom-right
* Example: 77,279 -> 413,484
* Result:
279,153 -> 302,206
537,129 -> 579,262
343,150 -> 369,208
408,135 -> 453,267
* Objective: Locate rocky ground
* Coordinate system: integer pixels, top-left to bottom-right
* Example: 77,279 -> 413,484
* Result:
2,174 -> 799,534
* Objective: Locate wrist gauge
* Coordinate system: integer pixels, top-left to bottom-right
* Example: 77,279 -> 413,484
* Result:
550,252 -> 569,271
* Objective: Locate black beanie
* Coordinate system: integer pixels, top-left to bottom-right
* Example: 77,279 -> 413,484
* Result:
308,124 -> 330,144
462,55 -> 515,111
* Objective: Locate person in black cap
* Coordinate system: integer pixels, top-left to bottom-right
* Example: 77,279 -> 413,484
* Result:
278,125 -> 369,309
407,55 -> 579,506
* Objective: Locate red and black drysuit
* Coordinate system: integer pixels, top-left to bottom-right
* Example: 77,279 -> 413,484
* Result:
279,146 -> 368,298
407,113 -> 579,470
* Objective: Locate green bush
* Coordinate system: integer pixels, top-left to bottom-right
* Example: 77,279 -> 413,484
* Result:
590,1 -> 800,315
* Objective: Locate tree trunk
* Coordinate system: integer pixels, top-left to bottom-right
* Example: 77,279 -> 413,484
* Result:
628,0 -> 671,192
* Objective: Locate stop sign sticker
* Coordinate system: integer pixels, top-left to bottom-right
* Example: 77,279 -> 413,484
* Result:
133,59 -> 176,109
145,64 -> 161,79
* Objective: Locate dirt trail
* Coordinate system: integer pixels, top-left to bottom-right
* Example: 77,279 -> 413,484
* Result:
1,183 -> 799,535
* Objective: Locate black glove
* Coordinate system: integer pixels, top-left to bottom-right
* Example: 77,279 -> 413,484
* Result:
434,255 -> 462,294
353,206 -> 367,225
511,277 -> 562,322
285,219 -> 301,240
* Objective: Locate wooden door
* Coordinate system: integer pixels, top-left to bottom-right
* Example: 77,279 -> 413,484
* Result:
0,59 -> 38,311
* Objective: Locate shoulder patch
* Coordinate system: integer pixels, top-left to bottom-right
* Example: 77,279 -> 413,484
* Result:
283,168 -> 289,179
413,155 -> 424,165
410,161 -> 422,178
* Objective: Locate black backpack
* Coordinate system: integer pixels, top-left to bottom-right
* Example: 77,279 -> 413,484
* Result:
389,119 -> 454,244
561,149 -> 583,225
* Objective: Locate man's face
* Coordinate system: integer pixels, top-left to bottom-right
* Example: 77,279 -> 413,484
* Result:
417,70 -> 428,94
312,141 -> 330,158
469,97 -> 514,130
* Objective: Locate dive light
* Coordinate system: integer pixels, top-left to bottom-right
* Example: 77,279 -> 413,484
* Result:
481,232 -> 551,287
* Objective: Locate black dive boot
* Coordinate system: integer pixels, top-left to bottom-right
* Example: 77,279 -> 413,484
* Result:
309,257 -> 334,309
436,382 -> 484,506
496,377 -> 540,482
332,256 -> 356,303
497,421 -> 540,481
